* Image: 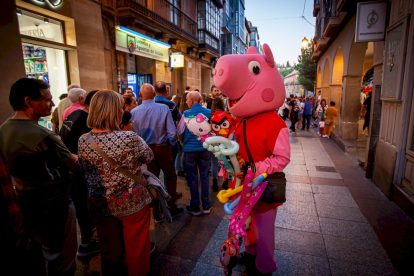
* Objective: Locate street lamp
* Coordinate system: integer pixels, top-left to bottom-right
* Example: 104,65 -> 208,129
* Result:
302,37 -> 309,50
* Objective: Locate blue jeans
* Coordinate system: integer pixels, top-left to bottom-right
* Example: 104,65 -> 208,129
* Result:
174,141 -> 184,172
302,114 -> 311,130
316,112 -> 323,132
211,152 -> 219,180
186,151 -> 211,208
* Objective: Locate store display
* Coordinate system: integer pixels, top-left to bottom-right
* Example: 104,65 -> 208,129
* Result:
22,44 -> 48,82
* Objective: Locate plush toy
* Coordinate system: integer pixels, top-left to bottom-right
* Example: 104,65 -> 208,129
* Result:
214,44 -> 291,275
211,111 -> 235,138
185,113 -> 214,143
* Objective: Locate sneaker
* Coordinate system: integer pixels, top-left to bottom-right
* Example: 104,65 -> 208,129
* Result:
202,205 -> 212,214
150,242 -> 156,254
176,192 -> 183,200
323,135 -> 329,138
170,207 -> 184,218
154,215 -> 164,223
238,251 -> 256,264
212,179 -> 218,192
77,240 -> 100,258
185,205 -> 201,216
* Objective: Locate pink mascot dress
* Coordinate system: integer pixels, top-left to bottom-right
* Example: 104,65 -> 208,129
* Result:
214,44 -> 290,274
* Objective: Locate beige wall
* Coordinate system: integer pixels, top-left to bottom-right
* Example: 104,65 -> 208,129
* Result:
0,1 -> 26,124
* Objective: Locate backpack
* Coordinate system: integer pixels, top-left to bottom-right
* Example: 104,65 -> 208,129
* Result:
293,99 -> 301,113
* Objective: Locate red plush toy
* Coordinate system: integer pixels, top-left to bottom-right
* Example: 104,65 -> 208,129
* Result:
210,111 -> 235,138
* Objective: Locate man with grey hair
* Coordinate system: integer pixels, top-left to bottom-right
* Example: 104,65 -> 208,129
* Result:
57,84 -> 80,130
177,91 -> 212,215
131,83 -> 183,222
62,88 -> 87,122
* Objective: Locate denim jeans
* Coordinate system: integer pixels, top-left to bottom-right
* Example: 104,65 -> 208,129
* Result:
302,114 -> 311,130
316,112 -> 323,132
186,151 -> 211,208
211,152 -> 219,180
175,142 -> 184,171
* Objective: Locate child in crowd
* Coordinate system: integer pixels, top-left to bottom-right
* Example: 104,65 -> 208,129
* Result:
120,111 -> 132,131
318,117 -> 325,137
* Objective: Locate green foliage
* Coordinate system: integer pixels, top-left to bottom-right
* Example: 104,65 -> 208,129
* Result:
295,44 -> 316,92
279,68 -> 294,78
286,60 -> 291,68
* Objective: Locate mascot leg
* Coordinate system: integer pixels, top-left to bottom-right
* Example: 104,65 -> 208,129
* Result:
246,201 -> 279,274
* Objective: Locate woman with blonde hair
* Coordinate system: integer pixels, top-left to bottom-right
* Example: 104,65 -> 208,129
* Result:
77,89 -> 154,276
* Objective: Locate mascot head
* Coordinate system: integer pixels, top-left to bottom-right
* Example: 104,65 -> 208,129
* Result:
213,44 -> 285,118
210,111 -> 235,138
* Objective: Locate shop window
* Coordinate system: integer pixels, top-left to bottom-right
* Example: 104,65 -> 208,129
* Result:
18,9 -> 68,130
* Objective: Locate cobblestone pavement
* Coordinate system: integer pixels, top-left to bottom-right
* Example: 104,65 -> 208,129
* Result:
76,128 -> 414,276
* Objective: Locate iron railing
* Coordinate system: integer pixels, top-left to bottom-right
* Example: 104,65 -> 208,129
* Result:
117,0 -> 198,43
324,0 -> 338,29
315,18 -> 322,41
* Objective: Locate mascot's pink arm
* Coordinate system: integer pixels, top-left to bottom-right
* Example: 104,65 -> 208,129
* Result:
254,128 -> 290,176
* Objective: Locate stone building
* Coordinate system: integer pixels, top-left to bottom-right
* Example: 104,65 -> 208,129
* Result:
284,70 -> 303,98
0,0 -> 221,125
312,0 -> 414,216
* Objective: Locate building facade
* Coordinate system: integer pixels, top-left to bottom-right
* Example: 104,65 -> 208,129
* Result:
220,0 -> 246,55
312,0 -> 414,217
284,70 -> 303,98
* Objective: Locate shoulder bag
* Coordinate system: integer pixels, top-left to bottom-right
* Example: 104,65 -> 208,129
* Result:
86,133 -> 158,204
242,117 -> 286,203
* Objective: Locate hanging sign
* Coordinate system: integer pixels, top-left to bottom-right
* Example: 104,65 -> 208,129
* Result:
355,1 -> 387,42
170,52 -> 184,68
115,26 -> 170,62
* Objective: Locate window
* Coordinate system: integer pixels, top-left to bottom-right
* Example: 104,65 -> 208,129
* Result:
198,0 -> 220,49
170,0 -> 181,27
221,34 -> 232,55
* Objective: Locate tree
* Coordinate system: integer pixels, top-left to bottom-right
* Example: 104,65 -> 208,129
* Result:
286,60 -> 291,68
294,43 -> 316,92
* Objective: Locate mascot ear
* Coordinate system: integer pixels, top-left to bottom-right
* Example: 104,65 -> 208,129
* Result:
263,44 -> 275,68
195,114 -> 204,123
246,46 -> 258,55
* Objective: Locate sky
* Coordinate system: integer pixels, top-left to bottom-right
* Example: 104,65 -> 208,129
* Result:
245,0 -> 315,66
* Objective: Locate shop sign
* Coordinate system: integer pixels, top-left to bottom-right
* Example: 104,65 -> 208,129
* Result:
116,26 -> 170,63
356,1 -> 387,42
170,53 -> 184,68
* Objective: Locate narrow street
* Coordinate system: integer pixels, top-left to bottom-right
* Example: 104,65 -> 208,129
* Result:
76,127 -> 414,276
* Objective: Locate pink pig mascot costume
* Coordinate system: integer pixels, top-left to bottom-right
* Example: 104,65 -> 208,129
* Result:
214,44 -> 290,275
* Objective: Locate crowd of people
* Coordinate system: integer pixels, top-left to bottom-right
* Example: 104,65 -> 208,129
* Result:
278,91 -> 338,138
0,78 -> 231,276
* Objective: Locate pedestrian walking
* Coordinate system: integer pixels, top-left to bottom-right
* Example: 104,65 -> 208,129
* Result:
323,101 -> 338,138
0,78 -> 79,275
154,81 -> 181,122
301,97 -> 313,131
288,94 -> 300,132
78,90 -> 154,276
62,87 -> 87,122
363,92 -> 372,133
277,98 -> 289,121
177,91 -> 212,215
131,84 -> 184,222
318,117 -> 325,136
315,99 -> 328,133
296,98 -> 304,129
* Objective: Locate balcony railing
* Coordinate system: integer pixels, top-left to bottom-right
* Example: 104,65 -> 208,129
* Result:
221,13 -> 231,33
324,0 -> 338,29
117,0 -> 198,43
315,19 -> 322,41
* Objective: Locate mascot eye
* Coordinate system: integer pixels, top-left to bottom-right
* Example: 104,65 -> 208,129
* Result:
199,128 -> 203,132
221,120 -> 230,128
213,125 -> 220,131
248,61 -> 261,75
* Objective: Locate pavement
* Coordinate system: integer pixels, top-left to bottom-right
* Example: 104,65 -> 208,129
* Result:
75,124 -> 414,276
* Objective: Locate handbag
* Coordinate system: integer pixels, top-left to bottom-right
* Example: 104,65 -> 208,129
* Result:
243,118 -> 286,203
86,133 -> 159,205
325,119 -> 332,125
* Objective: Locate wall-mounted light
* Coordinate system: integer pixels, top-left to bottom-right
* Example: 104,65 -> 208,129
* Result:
302,37 -> 309,50
16,9 -> 22,16
44,18 -> 49,24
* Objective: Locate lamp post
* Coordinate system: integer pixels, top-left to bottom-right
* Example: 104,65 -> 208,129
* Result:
302,37 -> 309,50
